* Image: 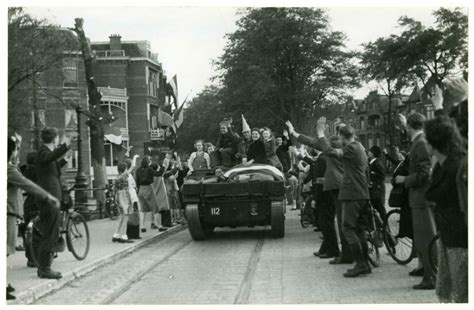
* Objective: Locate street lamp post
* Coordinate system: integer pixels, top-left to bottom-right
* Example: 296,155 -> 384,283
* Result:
75,107 -> 89,207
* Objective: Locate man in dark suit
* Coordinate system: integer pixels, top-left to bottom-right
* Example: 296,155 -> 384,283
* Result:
368,146 -> 386,221
395,113 -> 436,290
287,118 -> 370,277
288,125 -> 352,264
35,127 -> 71,279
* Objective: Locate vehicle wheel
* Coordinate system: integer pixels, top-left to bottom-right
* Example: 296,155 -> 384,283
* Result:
185,204 -> 206,241
66,213 -> 90,260
271,201 -> 285,238
428,234 -> 440,275
383,209 -> 414,265
25,216 -> 41,267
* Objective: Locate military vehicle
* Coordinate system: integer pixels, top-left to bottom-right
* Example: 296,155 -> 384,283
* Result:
182,164 -> 286,240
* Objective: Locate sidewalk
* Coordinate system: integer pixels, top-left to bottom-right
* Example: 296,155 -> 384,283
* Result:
7,217 -> 186,304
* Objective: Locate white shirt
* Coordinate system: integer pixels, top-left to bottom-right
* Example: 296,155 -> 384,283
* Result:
127,174 -> 139,203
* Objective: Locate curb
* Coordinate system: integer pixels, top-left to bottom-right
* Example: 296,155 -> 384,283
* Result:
10,224 -> 187,305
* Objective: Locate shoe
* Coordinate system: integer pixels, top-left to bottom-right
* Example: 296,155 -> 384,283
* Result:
15,245 -> 25,251
313,252 -> 323,257
329,258 -> 353,265
37,269 -> 62,279
112,237 -> 120,242
151,224 -> 159,229
7,284 -> 15,293
158,227 -> 168,232
141,228 -> 147,233
7,292 -> 16,300
413,282 -> 435,290
27,260 -> 37,268
344,263 -> 372,277
319,253 -> 335,259
409,268 -> 424,277
118,238 -> 134,243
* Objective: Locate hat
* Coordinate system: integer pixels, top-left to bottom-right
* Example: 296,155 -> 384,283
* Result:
369,145 -> 382,158
242,114 -> 250,132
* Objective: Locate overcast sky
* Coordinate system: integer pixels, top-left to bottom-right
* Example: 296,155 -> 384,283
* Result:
25,6 -> 456,100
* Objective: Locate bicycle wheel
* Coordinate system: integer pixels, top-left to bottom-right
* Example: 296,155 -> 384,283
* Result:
104,198 -> 119,220
367,236 -> 380,267
300,205 -> 310,228
428,234 -> 440,275
383,209 -> 414,265
24,216 -> 41,266
66,213 -> 90,260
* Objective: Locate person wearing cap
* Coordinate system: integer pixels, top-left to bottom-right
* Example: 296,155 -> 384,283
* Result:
395,112 -> 436,290
215,119 -> 239,167
368,145 -> 387,221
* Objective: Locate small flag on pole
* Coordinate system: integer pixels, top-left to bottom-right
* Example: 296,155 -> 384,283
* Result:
174,102 -> 185,129
167,75 -> 178,109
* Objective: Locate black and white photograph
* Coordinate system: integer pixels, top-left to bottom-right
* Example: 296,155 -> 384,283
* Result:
3,0 -> 470,306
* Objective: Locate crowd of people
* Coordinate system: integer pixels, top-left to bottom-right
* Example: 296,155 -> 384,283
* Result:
6,77 -> 467,302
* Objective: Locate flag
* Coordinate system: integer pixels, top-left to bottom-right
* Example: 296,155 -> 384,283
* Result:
104,126 -> 123,145
158,108 -> 175,128
167,75 -> 178,109
173,101 -> 185,129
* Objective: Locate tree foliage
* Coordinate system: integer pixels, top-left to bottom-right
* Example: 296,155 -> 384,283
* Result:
176,85 -> 227,154
215,8 -> 359,132
8,7 -> 78,93
397,7 -> 468,86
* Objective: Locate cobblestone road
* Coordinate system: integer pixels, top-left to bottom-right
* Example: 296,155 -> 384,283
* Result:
35,206 -> 437,305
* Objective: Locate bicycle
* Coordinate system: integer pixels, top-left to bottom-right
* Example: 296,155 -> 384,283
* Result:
100,180 -> 119,220
428,233 -> 440,275
383,208 -> 415,265
300,196 -> 316,228
25,185 -> 91,266
365,201 -> 383,267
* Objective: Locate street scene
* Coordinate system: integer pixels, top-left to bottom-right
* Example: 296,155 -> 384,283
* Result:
5,2 -> 468,306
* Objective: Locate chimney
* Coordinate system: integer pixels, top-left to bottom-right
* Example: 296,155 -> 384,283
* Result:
109,34 -> 122,50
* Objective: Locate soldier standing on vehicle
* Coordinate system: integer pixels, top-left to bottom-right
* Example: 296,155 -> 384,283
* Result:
215,119 -> 239,167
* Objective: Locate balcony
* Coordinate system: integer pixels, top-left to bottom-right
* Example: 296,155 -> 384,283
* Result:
150,129 -> 165,141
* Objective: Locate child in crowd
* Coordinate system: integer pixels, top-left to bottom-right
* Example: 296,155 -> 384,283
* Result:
113,154 -> 139,243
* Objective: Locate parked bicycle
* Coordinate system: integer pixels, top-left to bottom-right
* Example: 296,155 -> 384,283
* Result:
300,197 -> 317,228
25,185 -> 91,265
101,179 -> 119,220
365,201 -> 384,267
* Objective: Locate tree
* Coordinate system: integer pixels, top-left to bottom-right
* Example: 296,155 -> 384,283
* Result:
360,36 -> 414,147
397,7 -> 468,88
175,85 -> 227,154
8,7 -> 78,93
8,7 -> 78,148
216,8 -> 359,132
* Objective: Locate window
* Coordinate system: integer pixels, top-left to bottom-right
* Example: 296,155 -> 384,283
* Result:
367,134 -> 373,148
65,109 -> 78,129
67,150 -> 79,170
426,105 -> 435,120
147,68 -> 158,97
148,104 -> 160,130
360,117 -> 366,130
104,141 -> 129,167
30,110 -> 46,127
63,60 -> 78,88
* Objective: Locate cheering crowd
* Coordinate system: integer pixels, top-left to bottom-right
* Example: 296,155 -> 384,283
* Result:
6,77 -> 467,302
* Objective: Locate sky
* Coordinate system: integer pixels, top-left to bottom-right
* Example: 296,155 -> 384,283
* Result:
24,5 -> 461,100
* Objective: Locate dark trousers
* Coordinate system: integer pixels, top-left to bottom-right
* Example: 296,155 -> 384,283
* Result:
317,191 -> 339,256
370,188 -> 387,222
341,200 -> 370,260
216,148 -> 234,167
412,207 -> 437,284
37,200 -> 61,255
329,190 -> 353,261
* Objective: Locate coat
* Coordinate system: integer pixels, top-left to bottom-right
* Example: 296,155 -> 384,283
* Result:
264,138 -> 282,169
369,157 -> 385,196
426,152 -> 467,248
404,133 -> 431,209
35,143 -> 69,201
247,140 -> 267,164
297,134 -> 343,192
